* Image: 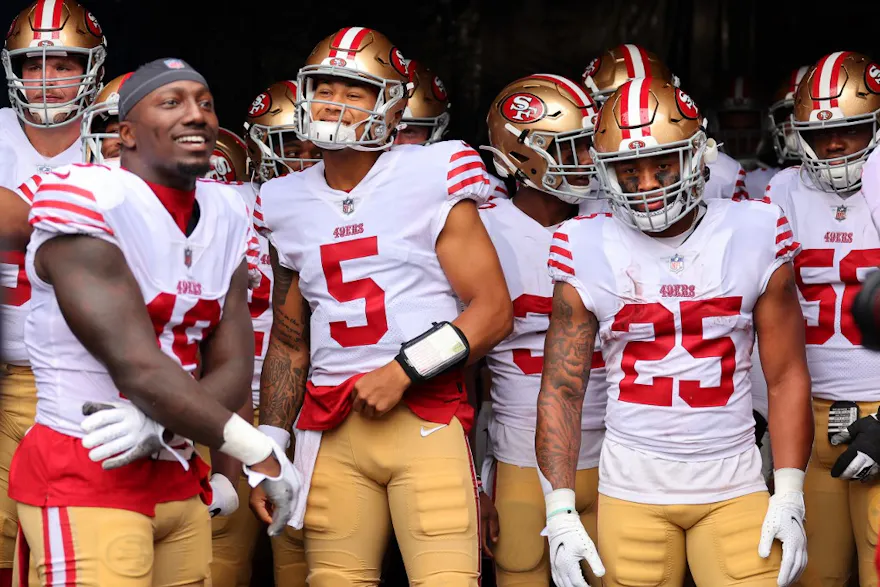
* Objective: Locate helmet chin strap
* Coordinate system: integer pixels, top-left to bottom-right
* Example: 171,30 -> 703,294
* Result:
26,102 -> 76,125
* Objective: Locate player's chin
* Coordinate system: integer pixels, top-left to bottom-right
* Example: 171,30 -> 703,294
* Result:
175,157 -> 211,179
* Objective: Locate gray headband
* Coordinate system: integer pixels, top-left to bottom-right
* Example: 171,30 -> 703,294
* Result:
118,58 -> 209,120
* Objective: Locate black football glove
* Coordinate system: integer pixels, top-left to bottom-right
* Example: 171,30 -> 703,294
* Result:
830,411 -> 880,481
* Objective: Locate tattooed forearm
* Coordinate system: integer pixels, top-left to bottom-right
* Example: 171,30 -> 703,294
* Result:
536,282 -> 598,490
259,244 -> 311,430
260,338 -> 308,430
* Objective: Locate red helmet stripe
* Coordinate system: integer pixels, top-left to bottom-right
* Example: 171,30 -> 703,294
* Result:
638,45 -> 652,77
282,80 -> 298,96
529,74 -> 592,109
622,44 -> 647,79
328,27 -> 351,58
619,79 -> 633,139
347,27 -> 371,58
50,0 -> 62,39
640,79 -> 652,136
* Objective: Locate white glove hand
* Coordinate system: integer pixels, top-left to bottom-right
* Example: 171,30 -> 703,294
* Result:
208,473 -> 239,517
81,402 -> 168,470
541,489 -> 605,587
243,439 -> 302,536
759,469 -> 808,587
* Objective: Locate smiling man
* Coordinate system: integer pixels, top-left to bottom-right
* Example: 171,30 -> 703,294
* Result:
7,58 -> 300,587
764,51 -> 880,587
252,26 -> 512,587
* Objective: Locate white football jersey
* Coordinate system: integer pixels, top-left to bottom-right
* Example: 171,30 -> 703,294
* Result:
548,198 -> 798,461
704,151 -> 749,200
744,165 -> 779,201
0,107 -> 81,365
480,198 -> 608,467
25,164 -> 252,437
767,167 -> 880,401
487,174 -> 509,200
258,141 -> 492,427
230,182 -> 272,407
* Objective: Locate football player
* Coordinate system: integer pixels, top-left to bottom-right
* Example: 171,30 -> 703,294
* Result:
252,26 -> 512,586
244,81 -> 321,587
537,77 -> 813,587
8,58 -> 300,587
713,75 -> 777,197
244,80 -> 321,183
764,51 -> 880,587
478,73 -> 606,587
0,2 -> 106,583
396,59 -> 450,145
768,66 -> 812,171
582,44 -> 749,201
80,73 -> 132,166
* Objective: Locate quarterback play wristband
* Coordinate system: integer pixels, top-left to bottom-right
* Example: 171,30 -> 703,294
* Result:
219,413 -> 274,466
545,488 -> 577,519
395,322 -> 470,383
258,424 -> 291,451
773,468 -> 806,494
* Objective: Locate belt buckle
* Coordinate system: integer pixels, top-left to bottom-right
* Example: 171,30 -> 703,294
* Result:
828,400 -> 860,442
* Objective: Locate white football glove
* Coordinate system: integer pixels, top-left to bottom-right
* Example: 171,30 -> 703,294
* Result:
541,489 -> 605,587
208,473 -> 240,517
759,468 -> 808,587
243,438 -> 302,536
81,401 -> 188,470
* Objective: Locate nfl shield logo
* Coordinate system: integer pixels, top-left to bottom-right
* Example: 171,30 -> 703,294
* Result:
164,59 -> 186,70
835,205 -> 847,221
342,197 -> 355,215
669,254 -> 685,274
184,247 -> 192,268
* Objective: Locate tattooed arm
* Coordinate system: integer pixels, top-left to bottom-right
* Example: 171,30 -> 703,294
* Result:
258,244 -> 310,433
536,281 -> 598,490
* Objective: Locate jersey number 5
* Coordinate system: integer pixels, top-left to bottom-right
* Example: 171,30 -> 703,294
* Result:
320,237 -> 389,347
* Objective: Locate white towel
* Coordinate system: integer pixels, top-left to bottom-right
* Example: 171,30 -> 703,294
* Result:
289,427 -> 322,529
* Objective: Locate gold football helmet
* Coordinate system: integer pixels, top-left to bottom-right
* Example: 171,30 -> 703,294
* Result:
484,73 -> 599,203
206,129 -> 248,183
792,51 -> 880,193
244,80 -> 321,182
2,0 -> 107,127
400,59 -> 449,144
592,77 -> 718,232
81,72 -> 130,165
295,26 -> 410,150
582,44 -> 677,104
768,65 -> 810,164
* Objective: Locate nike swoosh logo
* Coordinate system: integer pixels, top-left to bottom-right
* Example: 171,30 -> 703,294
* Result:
420,424 -> 447,437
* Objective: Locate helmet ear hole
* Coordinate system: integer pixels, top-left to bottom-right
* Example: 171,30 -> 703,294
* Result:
509,151 -> 529,164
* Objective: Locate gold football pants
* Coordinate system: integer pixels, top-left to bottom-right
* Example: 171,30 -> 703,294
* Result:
492,462 -> 599,587
794,398 -> 880,587
0,365 -> 37,571
303,404 -> 479,587
14,496 -> 211,587
598,492 -> 782,586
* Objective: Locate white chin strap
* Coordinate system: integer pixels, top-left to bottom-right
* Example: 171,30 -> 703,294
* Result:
27,103 -> 76,125
307,121 -> 359,150
632,196 -> 686,232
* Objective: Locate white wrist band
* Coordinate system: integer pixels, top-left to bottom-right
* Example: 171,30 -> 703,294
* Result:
545,488 -> 576,519
773,468 -> 806,494
257,425 -> 291,451
219,413 -> 273,466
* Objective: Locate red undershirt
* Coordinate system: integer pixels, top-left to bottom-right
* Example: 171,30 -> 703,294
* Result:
143,179 -> 197,232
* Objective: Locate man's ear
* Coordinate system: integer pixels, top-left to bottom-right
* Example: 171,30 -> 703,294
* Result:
119,120 -> 135,149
